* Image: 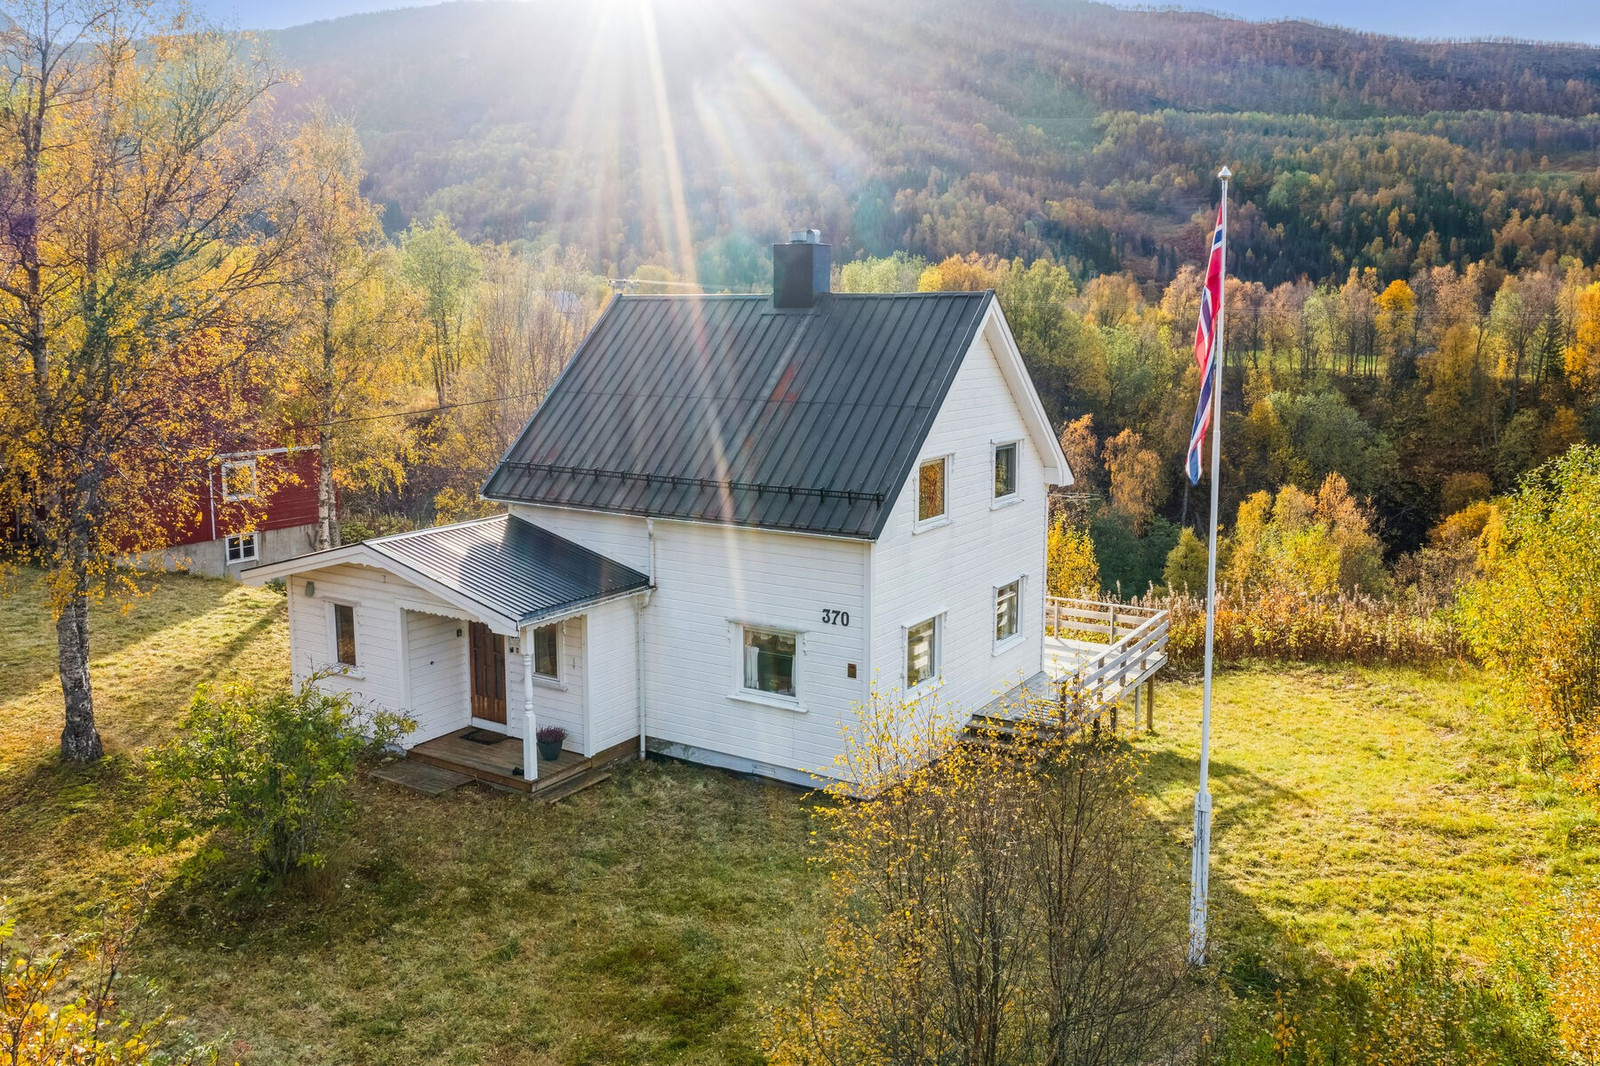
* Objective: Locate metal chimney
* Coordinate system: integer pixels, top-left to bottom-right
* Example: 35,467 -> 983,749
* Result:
772,229 -> 831,309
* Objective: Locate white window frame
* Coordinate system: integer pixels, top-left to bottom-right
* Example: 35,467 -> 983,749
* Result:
915,454 -> 952,532
991,440 -> 1021,507
904,612 -> 944,693
224,531 -> 258,564
326,600 -> 362,677
727,620 -> 806,713
993,576 -> 1025,653
529,621 -> 563,687
220,458 -> 259,502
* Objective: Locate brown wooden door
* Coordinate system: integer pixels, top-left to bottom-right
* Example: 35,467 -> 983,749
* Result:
469,621 -> 507,724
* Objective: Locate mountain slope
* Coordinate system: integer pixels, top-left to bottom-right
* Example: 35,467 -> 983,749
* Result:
267,0 -> 1600,285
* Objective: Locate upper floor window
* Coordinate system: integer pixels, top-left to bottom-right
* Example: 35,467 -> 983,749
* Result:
333,603 -> 357,667
225,532 -> 258,563
993,442 -> 1017,501
917,456 -> 948,526
221,459 -> 259,502
906,615 -> 940,689
995,578 -> 1022,645
742,626 -> 797,699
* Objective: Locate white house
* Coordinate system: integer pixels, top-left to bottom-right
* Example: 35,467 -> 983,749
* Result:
246,232 -> 1073,791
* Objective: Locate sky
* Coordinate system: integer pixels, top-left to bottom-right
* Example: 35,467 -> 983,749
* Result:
204,0 -> 1600,44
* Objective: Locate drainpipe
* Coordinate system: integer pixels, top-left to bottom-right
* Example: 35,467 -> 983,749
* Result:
637,519 -> 657,760
521,626 -> 538,783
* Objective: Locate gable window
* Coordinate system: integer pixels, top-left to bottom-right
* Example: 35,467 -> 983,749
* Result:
333,603 -> 357,667
995,578 -> 1022,645
225,532 -> 258,563
743,626 -> 797,698
220,459 -> 259,502
906,616 -> 940,688
993,442 -> 1017,501
533,623 -> 559,679
917,457 -> 948,525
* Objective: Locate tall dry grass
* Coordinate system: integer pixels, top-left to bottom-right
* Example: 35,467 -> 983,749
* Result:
1138,587 -> 1469,670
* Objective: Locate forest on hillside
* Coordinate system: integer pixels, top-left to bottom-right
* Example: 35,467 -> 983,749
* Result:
269,0 -> 1600,287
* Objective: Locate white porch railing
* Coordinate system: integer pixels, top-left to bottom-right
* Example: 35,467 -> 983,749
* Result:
1041,597 -> 1170,729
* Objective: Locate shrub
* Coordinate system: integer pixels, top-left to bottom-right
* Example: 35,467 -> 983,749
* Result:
1046,514 -> 1100,597
1459,444 -> 1600,757
1,898 -> 226,1065
1553,887 -> 1600,1060
146,676 -> 412,879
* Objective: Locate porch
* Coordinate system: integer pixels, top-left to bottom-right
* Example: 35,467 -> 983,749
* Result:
1041,596 -> 1170,730
403,726 -> 636,799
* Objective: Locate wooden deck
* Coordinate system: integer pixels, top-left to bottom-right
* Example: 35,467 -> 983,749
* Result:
406,727 -> 631,799
1040,597 -> 1170,729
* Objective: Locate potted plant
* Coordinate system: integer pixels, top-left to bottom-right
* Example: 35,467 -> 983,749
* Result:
535,724 -> 567,762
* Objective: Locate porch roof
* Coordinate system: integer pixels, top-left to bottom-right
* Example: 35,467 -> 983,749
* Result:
243,514 -> 651,632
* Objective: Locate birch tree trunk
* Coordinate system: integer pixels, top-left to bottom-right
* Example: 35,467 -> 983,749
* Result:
56,581 -> 103,762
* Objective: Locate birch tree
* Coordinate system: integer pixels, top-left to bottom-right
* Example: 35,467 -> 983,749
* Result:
0,0 -> 291,761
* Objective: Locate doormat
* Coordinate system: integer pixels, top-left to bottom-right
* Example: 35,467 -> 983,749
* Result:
461,728 -> 509,745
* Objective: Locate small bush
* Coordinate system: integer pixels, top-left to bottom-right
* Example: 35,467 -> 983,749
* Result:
146,676 -> 412,880
536,724 -> 567,744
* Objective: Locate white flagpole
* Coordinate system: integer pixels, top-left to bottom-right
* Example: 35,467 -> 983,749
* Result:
1189,165 -> 1231,967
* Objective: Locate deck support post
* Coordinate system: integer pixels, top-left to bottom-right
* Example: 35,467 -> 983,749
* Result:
522,633 -> 538,783
1145,678 -> 1155,733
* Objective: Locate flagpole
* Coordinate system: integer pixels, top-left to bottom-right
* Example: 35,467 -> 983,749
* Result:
1189,165 -> 1230,967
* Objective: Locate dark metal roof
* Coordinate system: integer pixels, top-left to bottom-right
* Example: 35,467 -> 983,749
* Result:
481,291 -> 995,539
369,515 -> 650,625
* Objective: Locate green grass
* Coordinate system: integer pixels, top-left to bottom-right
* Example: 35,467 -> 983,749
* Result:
2,570 -> 1594,1061
1135,663 -> 1599,963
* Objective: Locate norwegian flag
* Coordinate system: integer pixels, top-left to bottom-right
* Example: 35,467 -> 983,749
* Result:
1186,202 -> 1226,484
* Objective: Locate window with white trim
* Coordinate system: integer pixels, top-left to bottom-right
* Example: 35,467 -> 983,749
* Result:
917,456 -> 947,525
220,459 -> 259,501
532,623 -> 559,679
993,442 -> 1018,501
906,615 -> 940,688
224,532 -> 258,563
742,626 -> 797,699
995,578 -> 1022,644
333,603 -> 357,667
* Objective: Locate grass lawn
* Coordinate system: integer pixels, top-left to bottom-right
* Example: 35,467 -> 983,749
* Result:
1137,663 -> 1599,963
3,569 -> 1595,1062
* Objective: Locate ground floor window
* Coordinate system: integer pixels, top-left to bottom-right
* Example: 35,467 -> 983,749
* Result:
995,578 -> 1022,643
333,603 -> 357,667
225,531 -> 258,563
742,626 -> 797,698
533,623 -> 559,679
906,616 -> 939,688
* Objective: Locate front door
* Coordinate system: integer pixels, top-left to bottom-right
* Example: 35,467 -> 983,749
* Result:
469,621 -> 507,724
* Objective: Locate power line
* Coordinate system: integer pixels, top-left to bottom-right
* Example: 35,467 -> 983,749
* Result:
297,390 -> 547,432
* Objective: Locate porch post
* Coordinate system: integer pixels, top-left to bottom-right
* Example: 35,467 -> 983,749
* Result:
521,628 -> 538,783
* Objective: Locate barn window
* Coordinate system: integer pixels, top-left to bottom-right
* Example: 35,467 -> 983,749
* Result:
333,603 -> 357,667
221,459 -> 259,501
906,616 -> 940,688
995,578 -> 1022,644
917,456 -> 948,526
993,442 -> 1017,501
533,623 -> 559,679
742,626 -> 797,699
225,532 -> 258,563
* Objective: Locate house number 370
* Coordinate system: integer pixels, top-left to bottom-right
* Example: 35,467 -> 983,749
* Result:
821,609 -> 850,626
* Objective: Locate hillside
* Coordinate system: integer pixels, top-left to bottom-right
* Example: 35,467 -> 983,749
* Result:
267,0 -> 1600,286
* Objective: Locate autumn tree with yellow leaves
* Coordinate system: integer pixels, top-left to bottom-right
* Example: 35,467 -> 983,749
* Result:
767,691 -> 1190,1066
0,0 -> 294,761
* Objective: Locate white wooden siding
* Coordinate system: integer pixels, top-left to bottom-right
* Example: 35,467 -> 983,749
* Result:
505,616 -> 586,751
585,595 -> 640,754
870,329 -> 1050,719
405,611 -> 468,743
286,563 -> 419,716
639,520 -> 869,778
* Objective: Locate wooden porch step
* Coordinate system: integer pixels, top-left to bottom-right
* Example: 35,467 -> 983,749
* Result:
534,768 -> 611,804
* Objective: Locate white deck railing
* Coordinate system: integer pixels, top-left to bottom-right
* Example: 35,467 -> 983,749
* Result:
1041,597 -> 1170,727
